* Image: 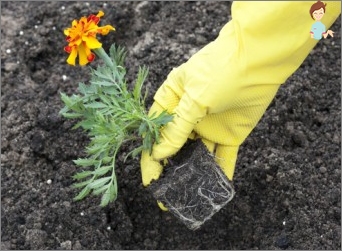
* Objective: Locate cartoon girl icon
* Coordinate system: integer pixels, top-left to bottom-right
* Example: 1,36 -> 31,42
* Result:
310,1 -> 334,40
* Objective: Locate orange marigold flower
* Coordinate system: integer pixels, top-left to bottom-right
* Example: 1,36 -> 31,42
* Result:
64,11 -> 115,66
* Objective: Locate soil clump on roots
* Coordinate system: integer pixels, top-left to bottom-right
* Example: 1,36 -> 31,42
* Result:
148,139 -> 235,230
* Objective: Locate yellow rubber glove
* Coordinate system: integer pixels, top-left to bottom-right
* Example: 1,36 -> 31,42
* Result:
141,2 -> 340,191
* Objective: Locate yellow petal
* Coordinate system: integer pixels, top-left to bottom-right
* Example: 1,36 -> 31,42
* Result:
82,35 -> 102,49
98,25 -> 115,35
71,20 -> 78,27
96,10 -> 104,18
66,46 -> 77,66
77,43 -> 89,66
64,28 -> 70,36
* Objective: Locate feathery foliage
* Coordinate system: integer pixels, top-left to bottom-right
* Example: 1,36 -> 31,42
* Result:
60,44 -> 173,206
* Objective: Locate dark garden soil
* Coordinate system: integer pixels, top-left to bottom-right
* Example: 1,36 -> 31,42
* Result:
1,1 -> 341,250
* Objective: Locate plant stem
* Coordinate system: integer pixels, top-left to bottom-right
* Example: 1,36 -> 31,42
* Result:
94,47 -> 114,69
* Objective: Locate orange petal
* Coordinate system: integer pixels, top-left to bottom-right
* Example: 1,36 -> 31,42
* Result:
79,17 -> 87,25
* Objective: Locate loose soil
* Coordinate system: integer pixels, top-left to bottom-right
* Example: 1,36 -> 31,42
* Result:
1,1 -> 341,250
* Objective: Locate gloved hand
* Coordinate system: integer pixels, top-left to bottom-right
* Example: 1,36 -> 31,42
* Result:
141,1 -> 341,206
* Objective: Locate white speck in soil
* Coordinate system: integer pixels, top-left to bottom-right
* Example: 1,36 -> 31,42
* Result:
34,25 -> 38,29
46,179 -> 52,185
25,41 -> 29,45
61,6 -> 65,10
80,212 -> 84,216
19,31 -> 24,35
283,221 -> 286,226
106,226 -> 111,230
6,49 -> 11,54
62,75 -> 67,81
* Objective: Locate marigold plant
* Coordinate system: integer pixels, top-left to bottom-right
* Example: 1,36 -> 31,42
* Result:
60,11 -> 173,206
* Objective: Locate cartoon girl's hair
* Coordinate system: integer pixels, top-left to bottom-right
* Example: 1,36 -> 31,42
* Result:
310,0 -> 327,19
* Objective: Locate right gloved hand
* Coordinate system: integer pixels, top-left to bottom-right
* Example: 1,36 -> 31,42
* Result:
140,1 -> 341,207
